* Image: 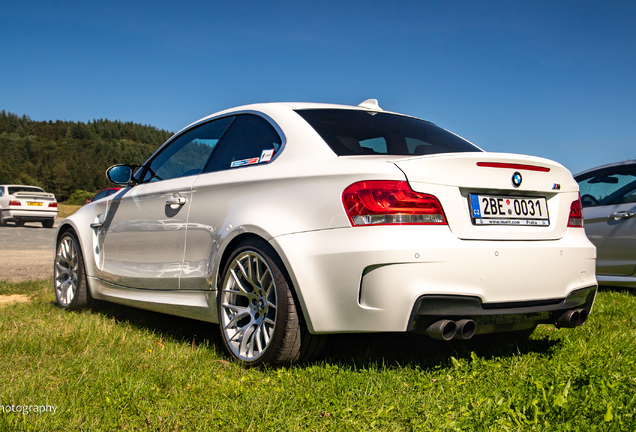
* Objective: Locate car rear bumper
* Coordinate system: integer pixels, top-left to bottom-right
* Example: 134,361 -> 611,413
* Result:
408,285 -> 597,335
1,208 -> 58,222
272,226 -> 597,333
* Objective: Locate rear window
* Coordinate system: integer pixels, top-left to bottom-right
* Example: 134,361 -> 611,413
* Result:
296,109 -> 482,156
8,186 -> 44,194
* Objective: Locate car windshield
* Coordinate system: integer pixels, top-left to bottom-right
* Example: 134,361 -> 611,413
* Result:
8,186 -> 44,194
296,109 -> 482,156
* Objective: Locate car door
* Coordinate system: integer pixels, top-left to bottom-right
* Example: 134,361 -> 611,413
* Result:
180,114 -> 283,290
577,163 -> 636,276
99,117 -> 234,289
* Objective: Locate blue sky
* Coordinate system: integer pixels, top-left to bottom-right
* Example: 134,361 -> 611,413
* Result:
1,0 -> 634,174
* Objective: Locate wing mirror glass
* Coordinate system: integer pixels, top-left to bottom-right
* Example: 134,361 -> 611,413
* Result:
106,164 -> 134,185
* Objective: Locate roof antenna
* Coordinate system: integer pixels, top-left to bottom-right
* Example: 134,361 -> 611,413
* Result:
358,99 -> 382,110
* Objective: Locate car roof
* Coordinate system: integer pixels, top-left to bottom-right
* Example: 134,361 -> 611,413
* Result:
574,160 -> 636,178
177,101 -> 420,136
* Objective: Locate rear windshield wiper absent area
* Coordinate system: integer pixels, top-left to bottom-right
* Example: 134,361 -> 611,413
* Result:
295,109 -> 482,156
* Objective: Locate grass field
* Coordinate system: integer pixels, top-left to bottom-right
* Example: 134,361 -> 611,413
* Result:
0,279 -> 634,431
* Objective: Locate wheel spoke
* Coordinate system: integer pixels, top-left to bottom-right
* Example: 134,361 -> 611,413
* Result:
239,324 -> 256,356
222,305 -> 251,330
230,268 -> 251,295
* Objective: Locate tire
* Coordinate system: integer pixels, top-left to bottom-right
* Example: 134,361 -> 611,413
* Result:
217,238 -> 325,366
42,219 -> 55,228
0,211 -> 4,226
54,230 -> 93,310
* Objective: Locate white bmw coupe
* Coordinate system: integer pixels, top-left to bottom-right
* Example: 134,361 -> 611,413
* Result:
54,100 -> 597,366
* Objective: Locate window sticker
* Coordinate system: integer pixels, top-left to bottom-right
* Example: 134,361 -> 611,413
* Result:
230,157 -> 259,168
259,148 -> 275,163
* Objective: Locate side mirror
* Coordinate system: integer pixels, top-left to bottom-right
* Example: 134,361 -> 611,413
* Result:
106,165 -> 134,185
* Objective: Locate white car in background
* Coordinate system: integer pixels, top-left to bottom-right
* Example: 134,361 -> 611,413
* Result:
53,100 -> 598,366
0,185 -> 58,228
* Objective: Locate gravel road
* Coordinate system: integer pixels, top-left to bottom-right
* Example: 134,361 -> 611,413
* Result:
0,220 -> 60,282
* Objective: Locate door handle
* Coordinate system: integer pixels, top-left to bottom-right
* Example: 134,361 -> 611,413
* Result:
166,196 -> 187,207
90,214 -> 105,229
609,211 -> 635,220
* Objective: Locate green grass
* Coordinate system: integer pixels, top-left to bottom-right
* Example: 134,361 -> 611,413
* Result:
56,204 -> 81,219
1,279 -> 635,431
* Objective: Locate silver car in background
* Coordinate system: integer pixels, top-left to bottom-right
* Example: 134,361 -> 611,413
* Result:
0,185 -> 58,228
575,160 -> 636,288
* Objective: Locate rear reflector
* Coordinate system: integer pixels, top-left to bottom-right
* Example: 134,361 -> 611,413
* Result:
568,193 -> 584,228
343,181 -> 447,226
477,162 -> 551,172
9,200 -> 21,206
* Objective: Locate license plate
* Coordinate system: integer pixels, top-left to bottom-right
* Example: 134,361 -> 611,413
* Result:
27,202 -> 43,206
469,194 -> 549,226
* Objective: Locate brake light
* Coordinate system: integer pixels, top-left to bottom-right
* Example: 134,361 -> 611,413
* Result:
9,200 -> 21,206
568,193 -> 584,228
49,202 -> 57,208
476,162 -> 551,172
342,180 -> 447,226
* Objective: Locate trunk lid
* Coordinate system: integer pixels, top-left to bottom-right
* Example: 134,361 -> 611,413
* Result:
393,152 -> 579,240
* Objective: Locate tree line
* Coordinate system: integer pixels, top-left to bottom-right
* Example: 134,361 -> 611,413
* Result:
0,110 -> 173,201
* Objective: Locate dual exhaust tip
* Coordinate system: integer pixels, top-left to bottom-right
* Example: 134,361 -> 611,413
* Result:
426,308 -> 589,341
426,319 -> 476,341
556,308 -> 588,328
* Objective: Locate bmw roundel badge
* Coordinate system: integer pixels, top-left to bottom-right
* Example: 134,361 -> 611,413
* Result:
512,171 -> 522,188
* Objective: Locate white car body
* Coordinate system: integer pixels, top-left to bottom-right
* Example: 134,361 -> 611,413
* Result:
55,101 -> 597,365
0,185 -> 58,228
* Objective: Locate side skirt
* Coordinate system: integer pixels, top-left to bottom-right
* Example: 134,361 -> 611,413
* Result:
89,277 -> 219,324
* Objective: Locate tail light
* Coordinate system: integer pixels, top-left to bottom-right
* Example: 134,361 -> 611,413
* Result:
568,193 -> 584,228
49,202 -> 57,208
342,180 -> 447,226
9,200 -> 21,206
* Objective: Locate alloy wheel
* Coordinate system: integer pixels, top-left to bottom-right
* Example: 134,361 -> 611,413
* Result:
219,251 -> 277,362
55,235 -> 78,307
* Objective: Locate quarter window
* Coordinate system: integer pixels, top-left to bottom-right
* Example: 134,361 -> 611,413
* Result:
142,117 -> 234,183
204,114 -> 282,173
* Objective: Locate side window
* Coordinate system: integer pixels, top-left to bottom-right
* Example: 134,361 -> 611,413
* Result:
204,114 -> 282,173
0,187 -> 3,197
578,166 -> 636,207
142,117 -> 234,183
